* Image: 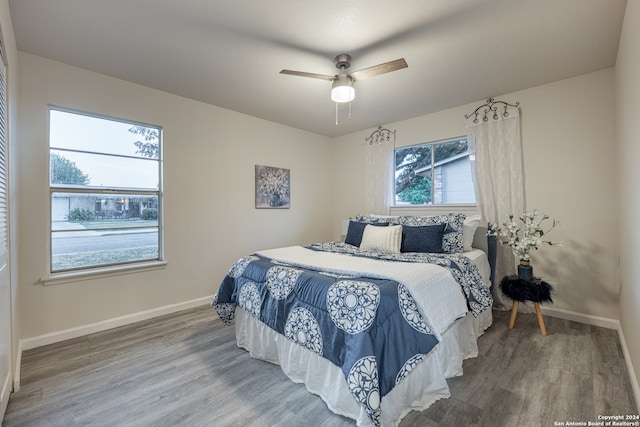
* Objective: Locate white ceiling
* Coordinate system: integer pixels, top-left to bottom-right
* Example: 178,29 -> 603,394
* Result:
9,0 -> 627,137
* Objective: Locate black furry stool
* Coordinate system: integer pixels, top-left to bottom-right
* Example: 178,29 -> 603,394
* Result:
500,275 -> 554,336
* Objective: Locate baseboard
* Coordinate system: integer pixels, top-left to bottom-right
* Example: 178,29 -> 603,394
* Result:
541,306 -> 619,329
21,295 -> 214,351
1,371 -> 10,424
12,339 -> 22,393
618,326 -> 640,414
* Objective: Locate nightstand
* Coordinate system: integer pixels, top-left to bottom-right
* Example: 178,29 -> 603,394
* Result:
499,275 -> 554,336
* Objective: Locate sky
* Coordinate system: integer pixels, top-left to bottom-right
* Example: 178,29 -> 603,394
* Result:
49,109 -> 160,189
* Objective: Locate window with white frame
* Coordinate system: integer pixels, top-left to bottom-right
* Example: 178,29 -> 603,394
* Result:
394,137 -> 476,205
49,107 -> 162,273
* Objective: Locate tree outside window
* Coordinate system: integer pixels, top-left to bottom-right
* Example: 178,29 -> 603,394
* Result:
394,138 -> 476,205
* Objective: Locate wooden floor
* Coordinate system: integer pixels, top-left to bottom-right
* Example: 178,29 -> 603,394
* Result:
4,306 -> 637,427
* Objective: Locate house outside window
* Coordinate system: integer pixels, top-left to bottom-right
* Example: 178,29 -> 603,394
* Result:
49,107 -> 163,273
394,137 -> 476,205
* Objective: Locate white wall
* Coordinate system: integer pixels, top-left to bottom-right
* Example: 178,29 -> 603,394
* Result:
334,68 -> 619,320
615,0 -> 640,408
16,53 -> 335,340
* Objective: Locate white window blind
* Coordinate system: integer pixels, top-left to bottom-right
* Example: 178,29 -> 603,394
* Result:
0,44 -> 7,257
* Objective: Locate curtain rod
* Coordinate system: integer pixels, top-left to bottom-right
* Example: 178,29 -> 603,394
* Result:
365,126 -> 396,145
465,97 -> 520,124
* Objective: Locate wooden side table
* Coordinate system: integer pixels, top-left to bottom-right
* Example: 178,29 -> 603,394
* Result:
499,275 -> 554,336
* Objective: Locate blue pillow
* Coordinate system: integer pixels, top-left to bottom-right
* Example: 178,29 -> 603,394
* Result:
398,213 -> 465,253
345,220 -> 388,247
400,223 -> 447,253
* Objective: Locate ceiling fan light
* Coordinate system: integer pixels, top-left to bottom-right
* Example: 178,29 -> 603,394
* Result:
331,75 -> 355,103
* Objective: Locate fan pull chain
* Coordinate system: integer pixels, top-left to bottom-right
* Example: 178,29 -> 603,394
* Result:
334,102 -> 353,126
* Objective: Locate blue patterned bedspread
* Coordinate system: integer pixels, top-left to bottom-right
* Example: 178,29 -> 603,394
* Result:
212,244 -> 491,426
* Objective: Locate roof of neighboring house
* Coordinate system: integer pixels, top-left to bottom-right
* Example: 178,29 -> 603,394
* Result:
414,151 -> 470,176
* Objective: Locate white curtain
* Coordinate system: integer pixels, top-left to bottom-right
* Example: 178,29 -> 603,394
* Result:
364,138 -> 394,215
466,104 -> 526,310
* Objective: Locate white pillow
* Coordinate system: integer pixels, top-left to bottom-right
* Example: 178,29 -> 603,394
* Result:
360,224 -> 402,253
463,215 -> 481,251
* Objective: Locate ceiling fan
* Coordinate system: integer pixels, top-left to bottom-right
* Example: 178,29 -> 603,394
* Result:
280,54 -> 408,103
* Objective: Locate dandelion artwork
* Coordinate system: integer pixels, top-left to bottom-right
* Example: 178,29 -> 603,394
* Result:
255,165 -> 290,209
493,210 -> 562,261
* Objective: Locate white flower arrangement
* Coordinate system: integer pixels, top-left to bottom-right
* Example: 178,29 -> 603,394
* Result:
258,167 -> 289,199
493,210 -> 561,261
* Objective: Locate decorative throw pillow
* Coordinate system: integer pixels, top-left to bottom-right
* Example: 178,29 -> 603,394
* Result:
359,224 -> 402,253
367,214 -> 401,221
354,214 -> 397,224
397,213 -> 465,253
463,215 -> 482,251
345,220 -> 388,247
400,223 -> 447,253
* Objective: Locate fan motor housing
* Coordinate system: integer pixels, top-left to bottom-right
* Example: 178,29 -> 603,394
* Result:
334,54 -> 351,70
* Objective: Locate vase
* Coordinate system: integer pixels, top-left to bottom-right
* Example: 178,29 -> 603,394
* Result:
518,260 -> 533,281
269,193 -> 280,207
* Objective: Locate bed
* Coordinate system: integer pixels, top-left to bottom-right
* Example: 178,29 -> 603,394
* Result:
211,213 -> 494,426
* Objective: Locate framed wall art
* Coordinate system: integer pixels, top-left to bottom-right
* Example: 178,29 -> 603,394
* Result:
255,165 -> 290,209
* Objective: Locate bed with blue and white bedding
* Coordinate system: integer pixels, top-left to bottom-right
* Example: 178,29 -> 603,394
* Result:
212,214 -> 494,427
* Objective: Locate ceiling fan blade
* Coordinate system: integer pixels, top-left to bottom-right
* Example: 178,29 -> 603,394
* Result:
279,70 -> 335,81
348,58 -> 408,82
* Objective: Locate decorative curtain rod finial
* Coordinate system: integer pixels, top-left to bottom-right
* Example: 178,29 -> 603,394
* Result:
365,125 -> 396,145
465,97 -> 520,124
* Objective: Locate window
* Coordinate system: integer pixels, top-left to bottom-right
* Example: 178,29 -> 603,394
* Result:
394,137 -> 475,205
49,107 -> 162,273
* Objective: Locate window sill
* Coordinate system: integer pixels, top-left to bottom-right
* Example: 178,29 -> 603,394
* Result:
40,260 -> 168,286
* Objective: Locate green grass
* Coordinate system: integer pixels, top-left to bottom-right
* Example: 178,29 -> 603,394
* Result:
52,246 -> 159,271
